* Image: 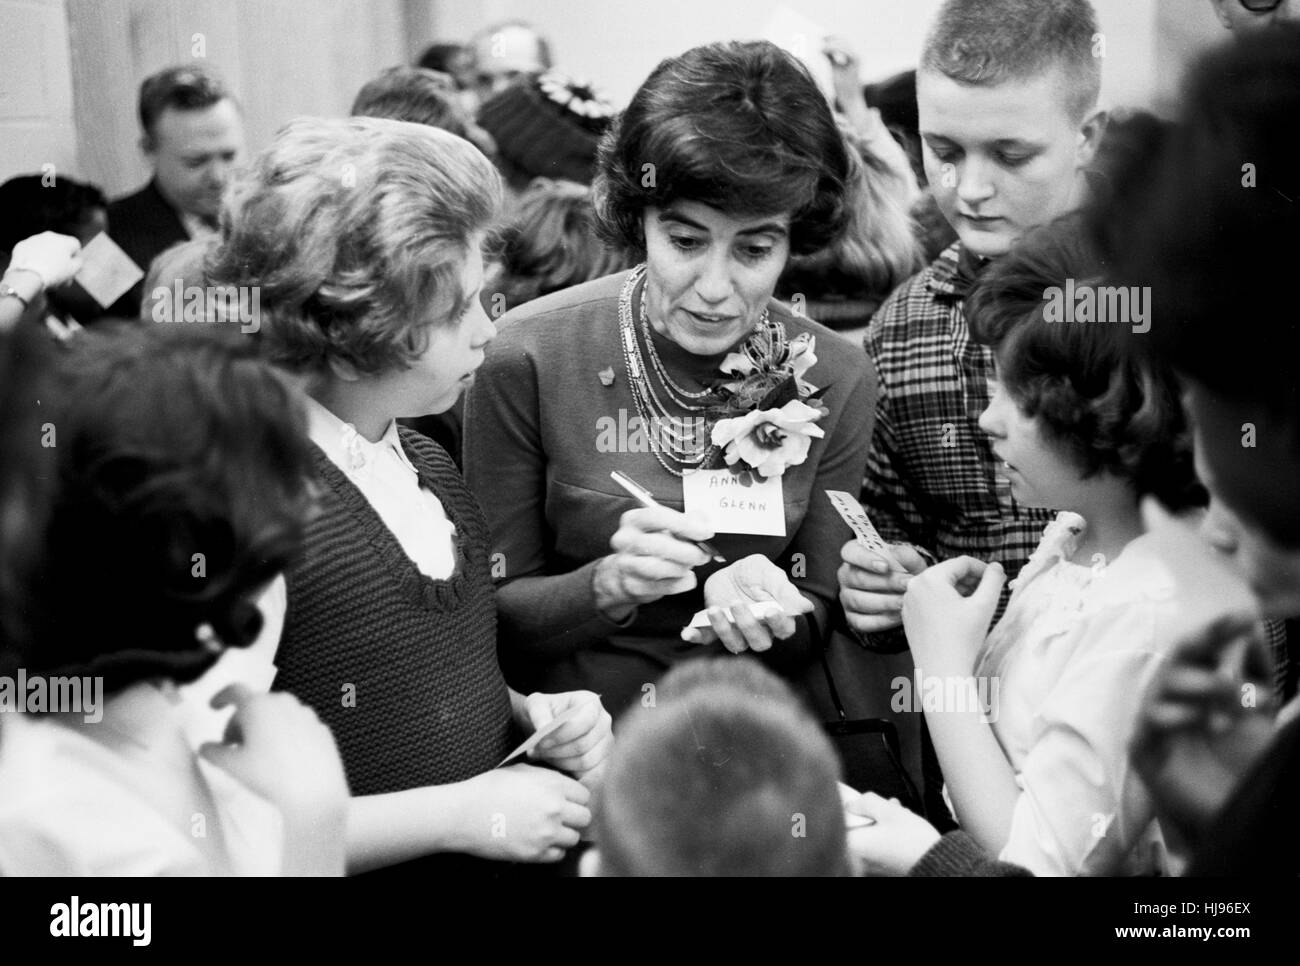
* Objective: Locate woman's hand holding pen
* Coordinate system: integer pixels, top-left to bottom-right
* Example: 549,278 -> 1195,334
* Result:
593,505 -> 716,620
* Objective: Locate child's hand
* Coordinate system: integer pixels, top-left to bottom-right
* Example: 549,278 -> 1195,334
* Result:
682,554 -> 814,652
844,792 -> 942,876
454,765 -> 591,863
198,684 -> 349,875
1130,612 -> 1277,855
521,690 -> 613,784
901,556 -> 1005,671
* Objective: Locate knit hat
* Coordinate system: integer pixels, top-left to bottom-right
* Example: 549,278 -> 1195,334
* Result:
476,70 -> 615,185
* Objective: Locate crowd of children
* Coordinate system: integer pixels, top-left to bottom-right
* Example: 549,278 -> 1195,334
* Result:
0,0 -> 1296,876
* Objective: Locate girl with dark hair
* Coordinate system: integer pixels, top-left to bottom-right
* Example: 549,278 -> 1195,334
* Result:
465,41 -> 876,716
852,213 -> 1211,876
0,325 -> 348,875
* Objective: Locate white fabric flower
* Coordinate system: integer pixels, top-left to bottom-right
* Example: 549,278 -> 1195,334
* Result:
710,399 -> 826,478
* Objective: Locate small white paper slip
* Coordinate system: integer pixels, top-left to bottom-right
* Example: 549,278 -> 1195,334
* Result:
825,490 -> 892,557
497,699 -> 595,768
74,232 -> 144,309
687,600 -> 785,629
683,468 -> 785,536
838,781 -> 877,828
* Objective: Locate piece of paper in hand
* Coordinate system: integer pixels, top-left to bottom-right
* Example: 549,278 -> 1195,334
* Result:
825,490 -> 892,557
839,781 -> 876,828
74,232 -> 144,309
687,600 -> 785,629
497,699 -> 594,768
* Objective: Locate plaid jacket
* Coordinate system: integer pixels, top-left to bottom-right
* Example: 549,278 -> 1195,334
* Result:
861,241 -> 1055,585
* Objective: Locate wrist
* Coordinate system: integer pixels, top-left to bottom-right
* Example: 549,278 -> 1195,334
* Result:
426,779 -> 478,854
592,556 -> 636,622
1,270 -> 43,306
5,265 -> 47,290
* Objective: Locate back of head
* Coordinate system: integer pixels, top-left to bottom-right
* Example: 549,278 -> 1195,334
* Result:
494,178 -> 628,309
351,66 -> 472,138
0,175 -> 106,255
140,237 -> 218,322
209,115 -> 502,376
24,325 -> 313,692
477,71 -> 615,191
1099,25 -> 1300,422
138,62 -> 233,142
593,658 -> 849,876
921,0 -> 1101,121
417,43 -> 470,78
967,212 -> 1202,511
781,120 -> 924,306
470,19 -> 552,72
0,324 -> 57,655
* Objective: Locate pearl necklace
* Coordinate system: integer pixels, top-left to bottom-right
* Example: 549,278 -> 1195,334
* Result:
619,266 -> 757,477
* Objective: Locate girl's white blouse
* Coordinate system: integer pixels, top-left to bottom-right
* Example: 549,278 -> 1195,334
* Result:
980,526 -> 1180,876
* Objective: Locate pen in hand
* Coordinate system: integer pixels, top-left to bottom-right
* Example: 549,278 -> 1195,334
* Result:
609,470 -> 726,564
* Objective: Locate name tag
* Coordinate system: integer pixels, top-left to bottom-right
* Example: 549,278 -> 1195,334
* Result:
682,469 -> 785,536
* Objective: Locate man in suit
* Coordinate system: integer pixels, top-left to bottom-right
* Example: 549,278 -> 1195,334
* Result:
107,64 -> 244,316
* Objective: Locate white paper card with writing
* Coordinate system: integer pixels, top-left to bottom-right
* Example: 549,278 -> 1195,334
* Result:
825,489 -> 892,556
683,469 -> 785,536
74,232 -> 144,308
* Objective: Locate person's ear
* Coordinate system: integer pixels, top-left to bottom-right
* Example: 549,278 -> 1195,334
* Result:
140,132 -> 157,160
1076,108 -> 1107,169
578,847 -> 602,877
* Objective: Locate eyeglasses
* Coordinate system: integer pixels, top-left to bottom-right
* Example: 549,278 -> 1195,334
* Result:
1238,0 -> 1285,13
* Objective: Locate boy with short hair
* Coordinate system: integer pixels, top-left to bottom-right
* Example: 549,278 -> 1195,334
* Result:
583,658 -> 850,877
837,0 -> 1107,824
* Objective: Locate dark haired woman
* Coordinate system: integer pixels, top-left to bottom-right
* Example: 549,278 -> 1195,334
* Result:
872,213 -> 1209,876
464,41 -> 876,715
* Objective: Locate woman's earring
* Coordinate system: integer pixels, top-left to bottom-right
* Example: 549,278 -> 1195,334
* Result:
195,622 -> 222,654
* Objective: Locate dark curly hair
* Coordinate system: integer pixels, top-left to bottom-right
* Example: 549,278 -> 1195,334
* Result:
18,325 -> 315,693
0,175 -> 106,253
967,213 -> 1203,511
592,41 -> 849,259
1091,25 -> 1300,431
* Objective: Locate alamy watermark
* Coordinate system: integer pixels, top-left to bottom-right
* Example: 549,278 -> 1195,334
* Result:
1042,278 -> 1150,334
595,408 -> 709,456
149,280 -> 261,334
50,896 -> 150,946
891,668 -> 1000,723
0,668 -> 103,723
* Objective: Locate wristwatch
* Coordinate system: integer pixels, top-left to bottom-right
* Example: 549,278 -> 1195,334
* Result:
0,283 -> 31,308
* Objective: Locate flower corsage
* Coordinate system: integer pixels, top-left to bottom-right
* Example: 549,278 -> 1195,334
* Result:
706,329 -> 829,482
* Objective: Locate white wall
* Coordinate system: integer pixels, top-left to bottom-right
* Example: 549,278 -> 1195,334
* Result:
431,0 -> 1217,114
0,0 -> 78,184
